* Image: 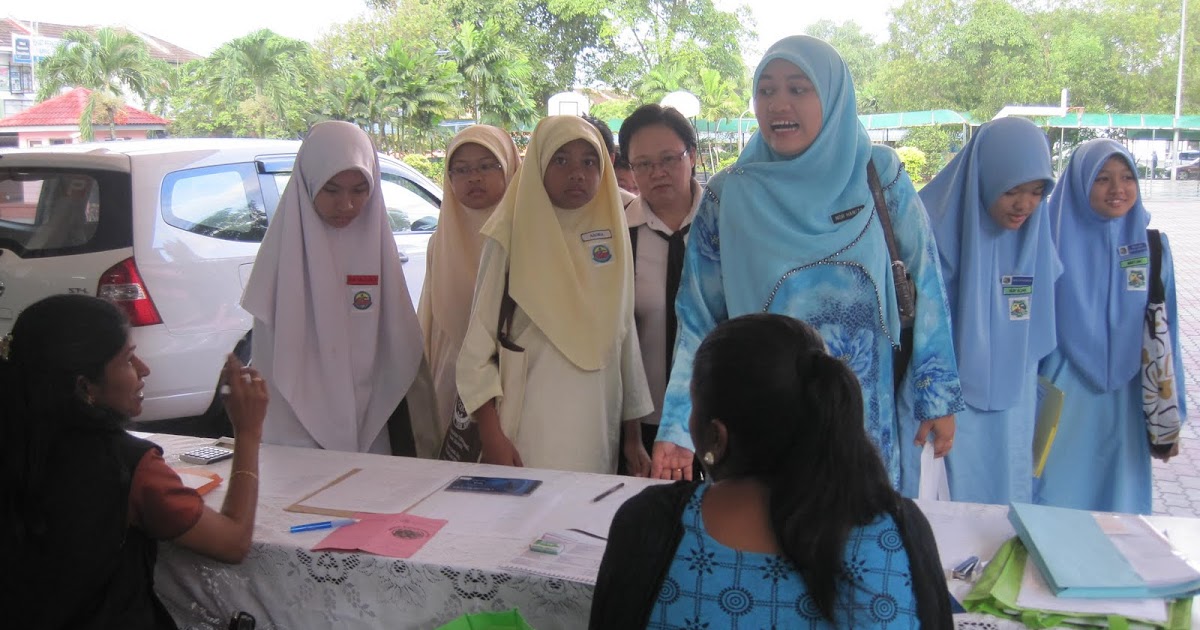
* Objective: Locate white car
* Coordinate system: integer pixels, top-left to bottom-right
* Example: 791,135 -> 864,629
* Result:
0,138 -> 441,425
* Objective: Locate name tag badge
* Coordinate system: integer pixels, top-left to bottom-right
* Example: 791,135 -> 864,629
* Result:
1001,275 -> 1034,296
1118,242 -> 1149,257
347,274 -> 380,286
580,229 -> 613,242
1127,267 -> 1148,291
831,205 -> 864,224
1008,297 -> 1031,321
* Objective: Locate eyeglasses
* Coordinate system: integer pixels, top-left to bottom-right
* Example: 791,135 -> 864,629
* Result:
630,149 -> 689,175
448,162 -> 504,178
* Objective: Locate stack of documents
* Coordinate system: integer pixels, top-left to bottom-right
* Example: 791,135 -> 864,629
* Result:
1008,502 -> 1200,600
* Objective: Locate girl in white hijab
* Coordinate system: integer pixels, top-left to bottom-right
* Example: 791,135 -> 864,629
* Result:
418,125 -> 520,440
456,115 -> 654,474
242,121 -> 438,456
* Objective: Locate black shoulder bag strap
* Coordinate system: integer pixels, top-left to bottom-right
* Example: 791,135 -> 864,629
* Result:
497,271 -> 524,353
628,226 -> 639,272
1148,229 -> 1164,304
867,159 -> 917,392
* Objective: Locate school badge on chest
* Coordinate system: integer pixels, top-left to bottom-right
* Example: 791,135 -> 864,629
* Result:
353,290 -> 373,310
592,244 -> 612,264
1008,297 -> 1030,321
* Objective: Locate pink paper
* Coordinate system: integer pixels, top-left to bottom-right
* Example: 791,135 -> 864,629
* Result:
312,512 -> 447,558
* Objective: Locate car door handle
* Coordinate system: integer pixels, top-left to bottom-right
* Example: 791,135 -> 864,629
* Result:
397,250 -> 409,264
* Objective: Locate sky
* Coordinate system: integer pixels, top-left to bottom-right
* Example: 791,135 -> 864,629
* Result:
10,0 -> 904,61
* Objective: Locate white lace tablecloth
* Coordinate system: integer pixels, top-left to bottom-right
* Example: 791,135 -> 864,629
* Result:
146,434 -> 1200,630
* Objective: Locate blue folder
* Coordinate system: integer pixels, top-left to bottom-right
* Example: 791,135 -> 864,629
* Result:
1008,502 -> 1200,599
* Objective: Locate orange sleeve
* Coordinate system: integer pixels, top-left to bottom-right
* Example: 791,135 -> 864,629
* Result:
126,450 -> 204,539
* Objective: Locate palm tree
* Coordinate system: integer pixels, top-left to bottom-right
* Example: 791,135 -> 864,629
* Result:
35,27 -> 164,141
636,61 -> 687,103
206,30 -> 312,137
696,68 -> 741,122
448,20 -> 538,128
373,42 -> 461,152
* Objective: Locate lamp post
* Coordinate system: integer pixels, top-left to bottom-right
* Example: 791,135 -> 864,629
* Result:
737,105 -> 754,153
1172,0 -> 1188,180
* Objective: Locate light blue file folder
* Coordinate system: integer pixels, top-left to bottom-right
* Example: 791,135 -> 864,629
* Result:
1008,502 -> 1200,600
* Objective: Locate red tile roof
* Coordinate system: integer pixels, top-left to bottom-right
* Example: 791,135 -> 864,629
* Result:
0,87 -> 170,128
1,17 -> 202,63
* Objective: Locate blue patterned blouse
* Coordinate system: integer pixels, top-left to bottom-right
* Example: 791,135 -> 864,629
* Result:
646,485 -> 922,629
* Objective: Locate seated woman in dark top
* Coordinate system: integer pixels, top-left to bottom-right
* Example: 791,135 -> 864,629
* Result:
1,294 -> 268,629
591,313 -> 952,629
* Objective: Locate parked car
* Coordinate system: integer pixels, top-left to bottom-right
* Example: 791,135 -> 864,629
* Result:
1171,149 -> 1200,179
0,138 -> 441,425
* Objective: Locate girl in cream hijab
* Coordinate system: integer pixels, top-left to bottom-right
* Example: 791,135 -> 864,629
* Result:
242,121 -> 438,456
457,115 -> 654,474
418,125 -> 520,441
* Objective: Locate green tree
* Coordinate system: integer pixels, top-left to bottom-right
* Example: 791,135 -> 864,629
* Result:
448,19 -> 538,127
696,68 -> 742,122
602,0 -> 753,95
206,30 -> 314,137
374,42 -> 461,152
35,27 -> 165,141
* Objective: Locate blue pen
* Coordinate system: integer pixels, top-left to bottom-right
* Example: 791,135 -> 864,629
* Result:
289,518 -> 357,534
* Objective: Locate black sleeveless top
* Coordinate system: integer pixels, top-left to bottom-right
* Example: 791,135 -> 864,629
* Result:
11,425 -> 177,629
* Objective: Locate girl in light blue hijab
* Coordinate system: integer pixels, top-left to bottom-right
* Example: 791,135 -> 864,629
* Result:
919,117 -> 1060,504
1036,139 -> 1186,514
650,35 -> 964,491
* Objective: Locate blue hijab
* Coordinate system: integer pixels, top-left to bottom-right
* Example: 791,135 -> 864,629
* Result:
1048,139 -> 1150,392
718,36 -> 898,340
919,118 -> 1059,411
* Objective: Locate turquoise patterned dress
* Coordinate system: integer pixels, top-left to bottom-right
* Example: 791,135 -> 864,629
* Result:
655,147 -> 964,488
647,484 -> 922,629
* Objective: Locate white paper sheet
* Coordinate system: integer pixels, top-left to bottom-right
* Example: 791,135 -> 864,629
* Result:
499,531 -> 606,585
296,468 -> 452,514
1015,557 -> 1169,623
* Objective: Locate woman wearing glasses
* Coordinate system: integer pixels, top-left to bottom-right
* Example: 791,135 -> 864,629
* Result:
617,104 -> 704,476
650,36 -> 963,492
419,125 -> 521,445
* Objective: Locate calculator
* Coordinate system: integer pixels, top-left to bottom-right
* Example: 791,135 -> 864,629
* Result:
180,446 -> 235,465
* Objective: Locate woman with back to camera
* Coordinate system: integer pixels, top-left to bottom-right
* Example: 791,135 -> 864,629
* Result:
591,313 -> 952,628
2,294 -> 266,629
418,124 -> 520,442
651,35 -> 963,490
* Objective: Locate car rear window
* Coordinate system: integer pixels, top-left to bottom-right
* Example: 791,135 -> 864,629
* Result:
161,163 -> 268,242
0,168 -> 132,257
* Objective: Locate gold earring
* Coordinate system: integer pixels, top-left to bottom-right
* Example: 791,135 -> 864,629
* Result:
702,451 -> 715,466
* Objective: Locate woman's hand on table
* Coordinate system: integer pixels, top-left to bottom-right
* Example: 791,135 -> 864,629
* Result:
652,441 -> 694,481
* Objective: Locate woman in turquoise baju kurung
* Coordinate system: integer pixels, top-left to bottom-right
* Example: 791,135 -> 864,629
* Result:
1036,139 -> 1187,514
917,117 -> 1061,505
650,35 -> 964,489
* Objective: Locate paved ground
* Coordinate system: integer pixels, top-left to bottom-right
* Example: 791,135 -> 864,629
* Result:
1141,179 -> 1200,515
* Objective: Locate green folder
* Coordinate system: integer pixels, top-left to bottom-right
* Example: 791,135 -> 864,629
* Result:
964,537 -> 1192,629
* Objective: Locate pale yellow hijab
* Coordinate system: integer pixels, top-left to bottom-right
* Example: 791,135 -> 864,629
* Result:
421,125 -> 520,355
481,115 -> 633,371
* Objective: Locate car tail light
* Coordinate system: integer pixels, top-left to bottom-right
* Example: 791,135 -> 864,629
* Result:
97,257 -> 163,326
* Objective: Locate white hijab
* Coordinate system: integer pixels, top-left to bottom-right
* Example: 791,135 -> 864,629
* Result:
242,121 -> 424,453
